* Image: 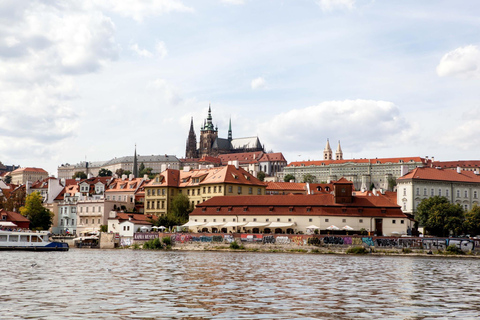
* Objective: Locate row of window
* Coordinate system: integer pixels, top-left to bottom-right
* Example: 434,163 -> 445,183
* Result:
60,219 -> 74,226
411,187 -> 478,199
78,218 -> 101,225
146,200 -> 165,210
79,206 -> 103,213
146,186 -> 263,197
105,195 -> 133,202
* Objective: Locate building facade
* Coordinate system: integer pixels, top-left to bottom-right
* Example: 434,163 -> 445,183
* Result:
188,179 -> 411,236
10,167 -> 49,185
282,155 -> 429,191
144,165 -> 267,217
397,167 -> 480,215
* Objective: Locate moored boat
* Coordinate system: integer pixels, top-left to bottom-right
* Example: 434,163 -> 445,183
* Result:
0,230 -> 69,251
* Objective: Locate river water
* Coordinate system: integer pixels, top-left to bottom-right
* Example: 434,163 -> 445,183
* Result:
0,250 -> 479,319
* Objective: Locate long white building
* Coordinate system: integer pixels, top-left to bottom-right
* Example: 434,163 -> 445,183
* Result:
397,167 -> 480,215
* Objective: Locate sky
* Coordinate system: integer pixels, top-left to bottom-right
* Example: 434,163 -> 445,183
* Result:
1,0 -> 480,176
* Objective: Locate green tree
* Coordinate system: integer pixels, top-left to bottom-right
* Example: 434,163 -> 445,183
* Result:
170,193 -> 192,223
302,174 -> 316,183
139,162 -> 145,173
139,166 -> 155,179
284,174 -> 295,182
465,205 -> 480,236
416,196 -> 465,237
257,171 -> 266,182
20,192 -> 54,231
369,183 -> 375,191
115,168 -> 124,177
387,176 -> 397,191
72,171 -> 87,179
123,170 -> 132,176
98,168 -> 112,177
99,225 -> 108,232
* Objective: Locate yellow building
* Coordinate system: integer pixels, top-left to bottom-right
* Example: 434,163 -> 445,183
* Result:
144,165 -> 266,217
10,167 -> 49,185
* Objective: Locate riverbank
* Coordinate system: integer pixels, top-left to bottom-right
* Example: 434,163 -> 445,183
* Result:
167,240 -> 480,258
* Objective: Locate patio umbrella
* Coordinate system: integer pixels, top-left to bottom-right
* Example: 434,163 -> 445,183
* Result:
158,226 -> 166,230
342,225 -> 354,231
326,225 -> 340,230
140,226 -> 149,232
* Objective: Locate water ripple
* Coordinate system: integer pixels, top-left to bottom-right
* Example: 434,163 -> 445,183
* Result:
0,250 -> 480,319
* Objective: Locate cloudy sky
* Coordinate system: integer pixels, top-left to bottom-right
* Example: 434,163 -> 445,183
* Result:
1,0 -> 480,175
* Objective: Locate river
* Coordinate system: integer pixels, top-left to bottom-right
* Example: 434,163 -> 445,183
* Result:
0,249 -> 479,319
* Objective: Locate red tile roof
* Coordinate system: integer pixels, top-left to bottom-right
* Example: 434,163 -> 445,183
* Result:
266,182 -> 306,191
432,160 -> 480,169
258,152 -> 287,162
288,157 -> 428,167
11,167 -> 48,174
218,152 -> 264,165
191,194 -> 406,218
398,167 -> 480,183
110,212 -> 157,224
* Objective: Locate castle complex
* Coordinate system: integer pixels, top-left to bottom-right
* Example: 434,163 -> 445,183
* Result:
185,106 -> 264,159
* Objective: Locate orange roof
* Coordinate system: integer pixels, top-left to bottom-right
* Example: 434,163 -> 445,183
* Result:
144,169 -> 180,188
218,152 -> 264,165
288,157 -> 428,167
258,152 -> 287,162
105,178 -> 146,193
266,182 -> 306,191
111,212 -> 157,224
191,194 -> 406,218
398,167 -> 480,183
11,167 -> 48,174
432,160 -> 480,169
198,156 -> 222,164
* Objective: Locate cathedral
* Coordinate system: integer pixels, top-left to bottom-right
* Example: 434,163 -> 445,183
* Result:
185,106 -> 264,158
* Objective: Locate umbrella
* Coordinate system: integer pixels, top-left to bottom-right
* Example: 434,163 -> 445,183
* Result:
342,225 -> 354,231
158,226 -> 166,230
152,226 -> 159,230
306,225 -> 320,229
140,226 -> 149,232
326,225 -> 340,230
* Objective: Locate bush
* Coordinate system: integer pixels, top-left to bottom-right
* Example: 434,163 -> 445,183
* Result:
446,244 -> 463,255
143,237 -> 163,250
402,248 -> 412,254
230,241 -> 244,250
346,246 -> 368,254
162,236 -> 172,246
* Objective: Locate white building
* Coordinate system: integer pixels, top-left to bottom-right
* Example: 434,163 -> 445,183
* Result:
397,167 -> 480,215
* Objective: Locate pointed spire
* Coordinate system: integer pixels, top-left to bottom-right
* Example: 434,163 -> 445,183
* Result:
323,139 -> 333,160
133,144 -> 138,178
228,117 -> 232,140
335,140 -> 343,160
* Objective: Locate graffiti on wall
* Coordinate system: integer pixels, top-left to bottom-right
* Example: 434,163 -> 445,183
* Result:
275,236 -> 290,244
263,235 -> 275,244
224,235 -> 234,243
448,239 -> 474,252
422,239 -> 447,251
240,234 -> 263,242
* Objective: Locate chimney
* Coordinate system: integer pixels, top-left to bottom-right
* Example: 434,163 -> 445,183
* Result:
183,166 -> 191,172
129,174 -> 134,181
122,174 -> 127,180
87,173 -> 93,179
457,166 -> 461,174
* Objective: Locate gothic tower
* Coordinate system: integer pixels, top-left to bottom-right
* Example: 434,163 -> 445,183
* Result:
323,139 -> 333,160
199,104 -> 218,158
228,118 -> 232,141
185,117 -> 198,159
335,140 -> 343,160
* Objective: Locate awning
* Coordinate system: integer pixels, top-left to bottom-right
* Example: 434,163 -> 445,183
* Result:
326,225 -> 340,230
204,222 -> 225,227
182,221 -> 205,227
268,222 -> 296,228
306,225 -> 320,229
244,222 -> 270,227
0,221 -> 17,227
223,221 -> 247,227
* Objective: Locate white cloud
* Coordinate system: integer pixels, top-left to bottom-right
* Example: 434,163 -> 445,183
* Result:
317,0 -> 355,12
155,41 -> 168,59
148,78 -> 183,105
0,1 -> 120,166
259,99 -> 408,154
130,43 -> 153,57
95,0 -> 193,22
436,45 -> 480,79
220,0 -> 245,5
251,77 -> 266,90
442,108 -> 480,149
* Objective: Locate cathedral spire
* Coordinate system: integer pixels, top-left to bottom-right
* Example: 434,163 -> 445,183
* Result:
323,139 -> 333,160
185,117 -> 198,159
228,117 -> 232,140
133,144 -> 138,177
335,140 -> 343,160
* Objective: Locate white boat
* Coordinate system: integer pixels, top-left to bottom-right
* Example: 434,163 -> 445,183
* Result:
0,230 -> 69,251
